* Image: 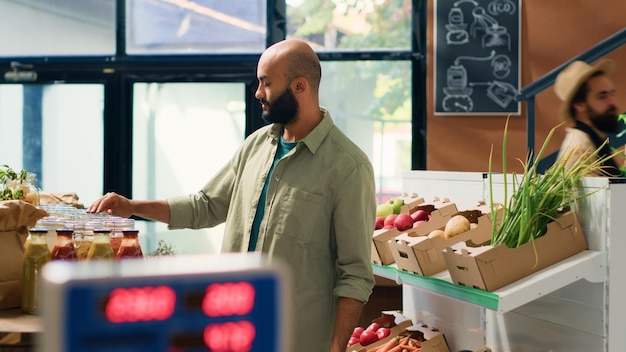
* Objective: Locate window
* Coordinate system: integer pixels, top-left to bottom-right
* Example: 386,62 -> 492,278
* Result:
126,0 -> 267,55
0,0 -> 116,57
320,61 -> 412,203
132,82 -> 246,253
0,84 -> 104,204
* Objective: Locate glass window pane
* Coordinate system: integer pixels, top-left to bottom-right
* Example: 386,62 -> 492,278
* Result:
0,0 -> 116,57
319,61 -> 412,203
287,0 -> 411,51
126,0 -> 266,55
0,84 -> 104,205
133,82 -> 246,254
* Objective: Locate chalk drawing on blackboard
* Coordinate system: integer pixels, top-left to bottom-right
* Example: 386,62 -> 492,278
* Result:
491,54 -> 512,79
445,7 -> 469,45
441,50 -> 496,112
470,7 -> 511,51
470,81 -> 518,108
487,0 -> 516,16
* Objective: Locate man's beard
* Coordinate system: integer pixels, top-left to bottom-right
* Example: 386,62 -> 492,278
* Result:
588,105 -> 621,134
261,87 -> 298,125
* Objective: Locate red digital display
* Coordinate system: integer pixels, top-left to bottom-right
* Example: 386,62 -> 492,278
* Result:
202,282 -> 255,317
105,286 -> 176,323
204,321 -> 256,352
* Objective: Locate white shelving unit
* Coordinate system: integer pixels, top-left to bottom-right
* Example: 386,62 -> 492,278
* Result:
372,171 -> 626,351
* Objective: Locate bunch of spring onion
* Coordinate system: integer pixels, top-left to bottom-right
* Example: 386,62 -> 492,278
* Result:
488,118 -> 621,249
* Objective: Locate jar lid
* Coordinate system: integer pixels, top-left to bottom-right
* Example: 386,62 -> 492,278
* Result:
29,228 -> 49,234
93,228 -> 112,234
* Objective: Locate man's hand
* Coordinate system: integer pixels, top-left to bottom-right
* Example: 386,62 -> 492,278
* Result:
330,297 -> 364,352
87,192 -> 133,218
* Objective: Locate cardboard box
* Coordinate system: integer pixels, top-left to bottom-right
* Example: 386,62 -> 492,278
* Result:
443,210 -> 588,292
388,204 -> 493,276
346,312 -> 450,352
371,227 -> 402,266
346,314 -> 412,352
374,201 -> 457,268
371,195 -> 432,266
406,323 -> 451,352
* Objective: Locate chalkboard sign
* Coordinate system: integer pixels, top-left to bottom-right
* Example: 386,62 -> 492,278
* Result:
434,0 -> 521,115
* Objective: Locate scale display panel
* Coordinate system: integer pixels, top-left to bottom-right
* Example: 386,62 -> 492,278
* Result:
39,253 -> 291,352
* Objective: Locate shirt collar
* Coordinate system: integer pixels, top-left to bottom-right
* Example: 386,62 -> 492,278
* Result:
266,107 -> 334,154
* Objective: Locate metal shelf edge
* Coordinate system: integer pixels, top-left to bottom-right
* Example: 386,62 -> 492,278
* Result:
372,250 -> 606,314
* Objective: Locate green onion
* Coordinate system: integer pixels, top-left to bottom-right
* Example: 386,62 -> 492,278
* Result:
489,117 -> 617,254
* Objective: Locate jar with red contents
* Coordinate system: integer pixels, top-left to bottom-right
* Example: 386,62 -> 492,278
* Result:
115,229 -> 143,259
50,229 -> 78,261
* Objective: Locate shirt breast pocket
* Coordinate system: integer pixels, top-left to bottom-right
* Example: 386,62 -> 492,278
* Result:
274,187 -> 325,244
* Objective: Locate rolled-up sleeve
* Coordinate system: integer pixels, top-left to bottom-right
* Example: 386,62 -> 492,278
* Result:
332,162 -> 376,303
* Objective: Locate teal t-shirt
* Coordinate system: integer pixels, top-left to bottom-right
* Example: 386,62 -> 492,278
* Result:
248,135 -> 298,251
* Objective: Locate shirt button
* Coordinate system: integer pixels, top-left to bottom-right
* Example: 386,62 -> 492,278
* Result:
274,176 -> 279,181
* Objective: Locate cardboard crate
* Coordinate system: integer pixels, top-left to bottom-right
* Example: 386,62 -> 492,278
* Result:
346,315 -> 412,352
371,227 -> 402,266
371,196 -> 444,266
442,210 -> 588,292
388,205 -> 493,276
347,317 -> 450,352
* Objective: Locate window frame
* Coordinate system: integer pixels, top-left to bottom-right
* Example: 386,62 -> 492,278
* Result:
0,0 -> 427,198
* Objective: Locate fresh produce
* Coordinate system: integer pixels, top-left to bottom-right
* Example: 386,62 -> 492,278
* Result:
410,209 -> 429,222
376,203 -> 395,217
363,335 -> 423,352
349,322 -> 395,348
443,215 -> 471,239
428,229 -> 444,239
383,214 -> 398,227
393,213 -> 414,231
488,118 -> 616,252
359,328 -> 380,346
0,164 -> 37,204
387,197 -> 404,214
375,216 -> 386,230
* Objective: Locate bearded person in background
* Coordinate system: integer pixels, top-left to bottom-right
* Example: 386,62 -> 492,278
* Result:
555,59 -> 625,176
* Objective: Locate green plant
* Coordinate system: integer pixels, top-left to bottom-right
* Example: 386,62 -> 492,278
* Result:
148,240 -> 177,256
0,164 -> 29,201
488,118 -> 618,252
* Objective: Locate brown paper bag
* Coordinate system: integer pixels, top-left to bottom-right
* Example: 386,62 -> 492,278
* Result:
0,200 -> 48,310
39,191 -> 83,209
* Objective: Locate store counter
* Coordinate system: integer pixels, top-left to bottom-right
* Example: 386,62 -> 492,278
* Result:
0,308 -> 40,351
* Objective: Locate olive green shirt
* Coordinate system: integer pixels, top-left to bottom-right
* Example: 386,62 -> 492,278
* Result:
167,108 -> 376,351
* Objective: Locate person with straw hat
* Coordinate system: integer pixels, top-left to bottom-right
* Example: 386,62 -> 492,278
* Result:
555,59 -> 624,176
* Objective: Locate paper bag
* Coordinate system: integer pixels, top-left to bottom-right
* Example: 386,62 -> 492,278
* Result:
39,191 -> 83,209
0,200 -> 48,310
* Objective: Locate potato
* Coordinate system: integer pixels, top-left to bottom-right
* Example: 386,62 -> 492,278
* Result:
428,229 -> 444,239
443,215 -> 471,239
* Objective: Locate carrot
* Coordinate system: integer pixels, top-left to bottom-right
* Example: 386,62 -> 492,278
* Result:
376,337 -> 399,352
386,346 -> 403,352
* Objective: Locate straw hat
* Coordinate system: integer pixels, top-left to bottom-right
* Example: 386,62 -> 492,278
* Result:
554,59 -> 615,122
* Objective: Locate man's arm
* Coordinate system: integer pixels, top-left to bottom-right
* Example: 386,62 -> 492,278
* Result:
329,297 -> 364,352
87,192 -> 171,224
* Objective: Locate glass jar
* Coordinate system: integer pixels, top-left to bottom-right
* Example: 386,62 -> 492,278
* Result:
31,217 -> 66,251
109,218 -> 135,254
22,229 -> 51,314
86,229 -> 114,260
6,172 -> 40,206
75,221 -> 95,261
50,229 -> 78,261
116,230 -> 144,259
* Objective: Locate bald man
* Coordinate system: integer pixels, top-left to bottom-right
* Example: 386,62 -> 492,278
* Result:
88,39 -> 376,352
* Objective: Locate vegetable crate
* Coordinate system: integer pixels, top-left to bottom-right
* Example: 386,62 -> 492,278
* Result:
371,196 -> 444,266
442,210 -> 588,292
387,206 -> 491,277
347,320 -> 450,352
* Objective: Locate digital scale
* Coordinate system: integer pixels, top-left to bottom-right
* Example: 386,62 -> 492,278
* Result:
38,253 -> 292,352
